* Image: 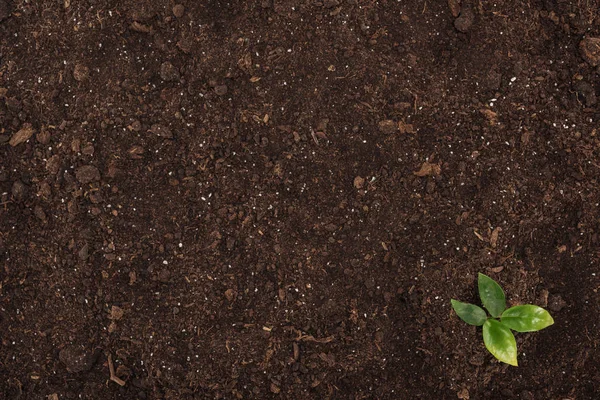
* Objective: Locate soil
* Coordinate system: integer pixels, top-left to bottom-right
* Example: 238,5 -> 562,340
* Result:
1,0 -> 599,399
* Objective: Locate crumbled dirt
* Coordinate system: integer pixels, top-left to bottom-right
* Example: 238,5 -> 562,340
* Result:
1,0 -> 600,399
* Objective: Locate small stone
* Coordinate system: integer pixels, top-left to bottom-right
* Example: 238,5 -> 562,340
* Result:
73,64 -> 89,82
454,5 -> 474,33
172,4 -> 185,18
160,62 -> 180,81
75,165 -> 100,184
353,176 -> 365,189
378,120 -> 397,134
579,37 -> 600,66
59,344 -> 97,373
214,85 -> 228,96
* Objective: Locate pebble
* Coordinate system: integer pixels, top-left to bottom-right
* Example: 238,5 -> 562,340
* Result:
59,344 -> 97,373
160,62 -> 180,82
172,4 -> 185,18
75,165 -> 100,184
579,37 -> 600,66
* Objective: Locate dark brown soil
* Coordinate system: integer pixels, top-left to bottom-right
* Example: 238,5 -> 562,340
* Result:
1,0 -> 600,399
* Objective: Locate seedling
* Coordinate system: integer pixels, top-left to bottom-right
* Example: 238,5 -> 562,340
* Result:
451,273 -> 554,366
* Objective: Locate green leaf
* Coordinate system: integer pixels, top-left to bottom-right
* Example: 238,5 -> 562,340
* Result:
483,319 -> 518,366
501,305 -> 554,332
451,300 -> 487,326
478,273 -> 506,317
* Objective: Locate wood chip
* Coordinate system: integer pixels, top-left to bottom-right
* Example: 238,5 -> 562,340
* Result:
128,145 -> 144,159
107,354 -> 126,386
225,288 -> 236,301
270,383 -> 280,394
490,227 -> 502,248
457,387 -> 470,400
448,0 -> 461,17
130,21 -> 154,34
378,120 -> 397,134
579,37 -> 600,66
414,161 -> 441,177
521,129 -> 532,146
473,229 -> 485,241
353,176 -> 365,189
480,108 -> 497,125
297,334 -> 334,343
110,305 -> 124,320
9,123 -> 35,146
398,120 -> 414,134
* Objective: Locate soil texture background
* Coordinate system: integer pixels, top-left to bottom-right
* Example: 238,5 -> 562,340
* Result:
1,0 -> 600,399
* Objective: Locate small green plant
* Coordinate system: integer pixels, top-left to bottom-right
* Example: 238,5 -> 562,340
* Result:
451,273 -> 554,366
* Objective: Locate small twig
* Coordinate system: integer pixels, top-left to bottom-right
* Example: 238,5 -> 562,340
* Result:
310,128 -> 319,145
107,353 -> 126,386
